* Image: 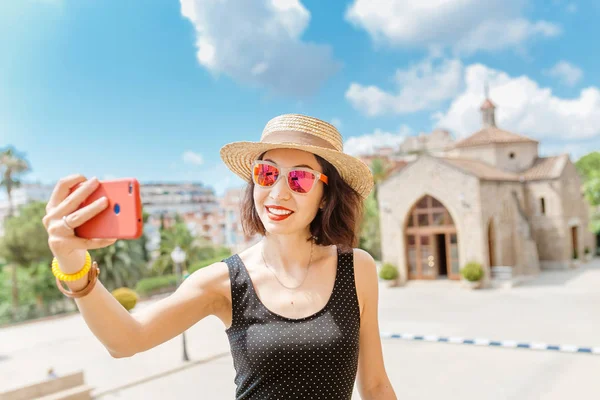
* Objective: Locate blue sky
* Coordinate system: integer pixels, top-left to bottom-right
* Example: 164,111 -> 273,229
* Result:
1,0 -> 599,196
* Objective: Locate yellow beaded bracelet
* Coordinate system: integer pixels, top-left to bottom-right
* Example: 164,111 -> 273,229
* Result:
51,251 -> 92,282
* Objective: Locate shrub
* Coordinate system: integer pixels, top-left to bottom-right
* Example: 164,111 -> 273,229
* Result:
378,263 -> 398,280
135,275 -> 178,296
460,262 -> 484,282
111,287 -> 139,311
584,247 -> 590,255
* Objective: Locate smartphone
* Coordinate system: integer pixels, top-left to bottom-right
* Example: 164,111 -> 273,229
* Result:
71,178 -> 144,240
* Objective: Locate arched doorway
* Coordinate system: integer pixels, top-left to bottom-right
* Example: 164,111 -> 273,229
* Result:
405,195 -> 460,280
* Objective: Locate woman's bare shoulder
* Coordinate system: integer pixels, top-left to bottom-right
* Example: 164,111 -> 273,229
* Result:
350,248 -> 379,316
185,258 -> 231,296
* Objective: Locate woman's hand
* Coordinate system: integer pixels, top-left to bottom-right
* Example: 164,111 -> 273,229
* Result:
42,174 -> 117,273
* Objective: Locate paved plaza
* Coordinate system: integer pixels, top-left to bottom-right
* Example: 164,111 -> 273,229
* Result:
1,258 -> 600,399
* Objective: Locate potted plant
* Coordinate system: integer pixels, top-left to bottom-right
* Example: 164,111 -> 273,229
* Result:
378,263 -> 399,286
584,247 -> 591,261
460,261 -> 484,289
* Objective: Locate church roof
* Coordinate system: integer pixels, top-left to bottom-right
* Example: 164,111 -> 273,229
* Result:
521,154 -> 569,180
437,154 -> 568,182
452,127 -> 538,149
439,157 -> 520,181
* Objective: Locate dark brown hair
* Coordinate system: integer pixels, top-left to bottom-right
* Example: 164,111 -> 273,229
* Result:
240,153 -> 364,248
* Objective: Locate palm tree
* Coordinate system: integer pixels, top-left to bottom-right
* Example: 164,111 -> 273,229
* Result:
370,157 -> 388,203
358,158 -> 389,260
0,146 -> 31,308
359,191 -> 382,260
0,147 -> 31,218
90,238 -> 148,290
152,220 -> 200,275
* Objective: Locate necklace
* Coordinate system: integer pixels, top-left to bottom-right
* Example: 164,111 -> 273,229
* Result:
261,240 -> 314,292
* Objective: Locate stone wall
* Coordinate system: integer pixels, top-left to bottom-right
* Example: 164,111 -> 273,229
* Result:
445,145 -> 496,165
378,155 -> 483,284
525,180 -> 566,263
493,142 -> 538,173
479,181 -> 540,276
559,161 -> 591,265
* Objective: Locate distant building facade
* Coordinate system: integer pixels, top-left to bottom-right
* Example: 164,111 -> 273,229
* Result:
141,183 -> 258,255
0,181 -> 257,254
378,97 -> 595,286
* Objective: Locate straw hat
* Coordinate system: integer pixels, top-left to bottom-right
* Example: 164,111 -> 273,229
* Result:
220,114 -> 374,199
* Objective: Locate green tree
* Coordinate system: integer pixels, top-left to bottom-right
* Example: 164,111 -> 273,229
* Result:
90,236 -> 148,291
358,158 -> 391,260
0,201 -> 52,308
29,260 -> 64,312
370,157 -> 388,203
576,151 -> 600,234
152,219 -> 199,275
359,191 -> 382,260
582,170 -> 600,207
0,146 -> 31,218
0,146 -> 31,307
575,151 -> 600,181
138,210 -> 151,262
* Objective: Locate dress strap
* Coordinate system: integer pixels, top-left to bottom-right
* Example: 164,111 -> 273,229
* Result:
222,254 -> 254,330
331,246 -> 360,314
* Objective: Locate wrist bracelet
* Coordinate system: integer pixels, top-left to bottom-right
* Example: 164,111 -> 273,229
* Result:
51,251 -> 92,282
55,261 -> 100,299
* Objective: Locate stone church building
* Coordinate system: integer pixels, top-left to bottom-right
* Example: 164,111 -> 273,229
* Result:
378,98 -> 594,285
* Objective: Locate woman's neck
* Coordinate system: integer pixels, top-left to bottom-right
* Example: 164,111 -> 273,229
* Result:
261,231 -> 314,274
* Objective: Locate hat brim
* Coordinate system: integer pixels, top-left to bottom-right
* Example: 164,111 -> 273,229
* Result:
220,141 -> 374,199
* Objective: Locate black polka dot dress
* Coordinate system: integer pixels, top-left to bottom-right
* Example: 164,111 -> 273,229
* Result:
223,246 -> 360,399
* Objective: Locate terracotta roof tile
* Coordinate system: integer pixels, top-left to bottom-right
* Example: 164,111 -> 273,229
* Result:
439,157 -> 519,181
521,155 -> 568,180
437,155 -> 568,182
453,127 -> 538,149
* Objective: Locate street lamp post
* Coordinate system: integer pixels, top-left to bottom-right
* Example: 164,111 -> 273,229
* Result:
171,246 -> 190,362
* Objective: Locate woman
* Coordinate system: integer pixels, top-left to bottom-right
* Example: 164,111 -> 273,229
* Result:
43,114 -> 397,399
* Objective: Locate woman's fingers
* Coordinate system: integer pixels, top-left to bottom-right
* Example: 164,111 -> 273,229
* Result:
63,196 -> 109,229
51,177 -> 100,219
46,174 -> 87,211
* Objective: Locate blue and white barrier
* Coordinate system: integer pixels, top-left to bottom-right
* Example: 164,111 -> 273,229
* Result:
380,332 -> 600,355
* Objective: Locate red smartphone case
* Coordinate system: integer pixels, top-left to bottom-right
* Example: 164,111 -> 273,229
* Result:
73,178 -> 143,240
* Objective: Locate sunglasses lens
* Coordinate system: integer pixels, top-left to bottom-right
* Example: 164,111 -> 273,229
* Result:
254,163 -> 279,186
288,170 -> 316,193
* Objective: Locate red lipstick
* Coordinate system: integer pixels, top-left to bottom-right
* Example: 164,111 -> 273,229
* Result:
265,205 -> 294,221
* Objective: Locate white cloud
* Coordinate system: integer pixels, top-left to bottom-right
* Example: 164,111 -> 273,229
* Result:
345,0 -> 561,55
180,0 -> 340,97
346,58 -> 463,116
544,61 -> 583,87
182,151 -> 204,166
330,118 -> 342,129
433,63 -> 600,140
344,125 -> 412,156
